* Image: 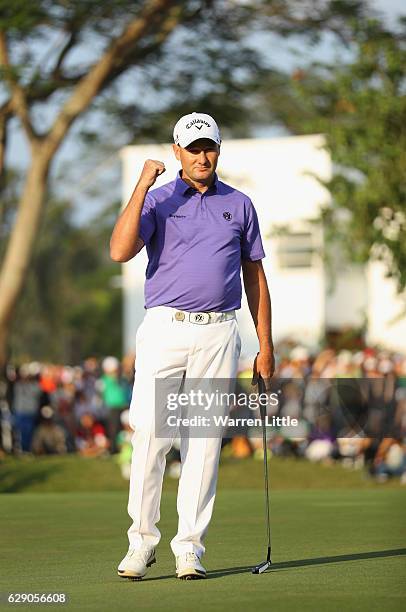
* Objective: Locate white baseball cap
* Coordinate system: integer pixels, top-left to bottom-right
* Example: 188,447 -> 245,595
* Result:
173,112 -> 221,148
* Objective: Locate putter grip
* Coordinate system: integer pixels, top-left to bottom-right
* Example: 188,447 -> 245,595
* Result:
258,376 -> 266,394
258,376 -> 267,421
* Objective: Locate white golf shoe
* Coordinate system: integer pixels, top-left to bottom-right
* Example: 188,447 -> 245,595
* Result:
175,552 -> 207,580
117,547 -> 156,579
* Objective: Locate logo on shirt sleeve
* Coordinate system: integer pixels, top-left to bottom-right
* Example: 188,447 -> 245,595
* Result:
223,211 -> 232,221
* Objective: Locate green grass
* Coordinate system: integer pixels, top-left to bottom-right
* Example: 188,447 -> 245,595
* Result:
1,453 -> 404,493
0,457 -> 405,611
0,456 -> 406,612
0,489 -> 405,611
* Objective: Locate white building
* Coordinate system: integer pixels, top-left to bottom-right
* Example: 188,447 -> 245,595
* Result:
120,135 -> 406,357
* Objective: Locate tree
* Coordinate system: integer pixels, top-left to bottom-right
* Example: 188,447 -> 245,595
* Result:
267,17 -> 406,291
0,0 -> 372,367
9,198 -> 123,363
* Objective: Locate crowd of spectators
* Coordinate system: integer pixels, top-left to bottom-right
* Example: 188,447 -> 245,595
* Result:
230,345 -> 406,483
0,356 -> 134,467
0,344 -> 405,483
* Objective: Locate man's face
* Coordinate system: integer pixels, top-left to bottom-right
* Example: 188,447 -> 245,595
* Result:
172,138 -> 220,184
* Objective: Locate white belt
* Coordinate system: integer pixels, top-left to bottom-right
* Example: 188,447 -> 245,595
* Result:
173,309 -> 236,325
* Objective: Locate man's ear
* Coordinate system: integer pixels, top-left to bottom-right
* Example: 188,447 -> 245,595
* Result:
172,143 -> 181,160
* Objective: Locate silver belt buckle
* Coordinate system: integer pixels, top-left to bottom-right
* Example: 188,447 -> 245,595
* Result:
190,312 -> 210,325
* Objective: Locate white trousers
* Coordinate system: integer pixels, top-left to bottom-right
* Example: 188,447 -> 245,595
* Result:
127,306 -> 241,557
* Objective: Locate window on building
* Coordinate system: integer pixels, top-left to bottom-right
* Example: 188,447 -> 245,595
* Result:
277,232 -> 315,268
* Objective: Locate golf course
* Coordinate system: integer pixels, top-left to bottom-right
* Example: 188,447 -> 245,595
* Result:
1,456 -> 405,611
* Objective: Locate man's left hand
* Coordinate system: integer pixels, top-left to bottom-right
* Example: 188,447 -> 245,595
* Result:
252,349 -> 275,391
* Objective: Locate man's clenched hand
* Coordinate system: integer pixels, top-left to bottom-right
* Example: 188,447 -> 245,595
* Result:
138,159 -> 166,189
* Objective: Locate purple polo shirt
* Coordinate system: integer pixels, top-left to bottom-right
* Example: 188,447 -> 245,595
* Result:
139,173 -> 265,311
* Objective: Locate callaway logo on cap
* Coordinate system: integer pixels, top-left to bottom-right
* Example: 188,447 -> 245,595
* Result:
173,112 -> 221,148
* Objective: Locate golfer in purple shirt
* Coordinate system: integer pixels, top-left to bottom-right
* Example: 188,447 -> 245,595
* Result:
111,112 -> 275,581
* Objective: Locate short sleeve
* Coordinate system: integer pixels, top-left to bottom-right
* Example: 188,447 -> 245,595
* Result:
139,193 -> 157,245
241,199 -> 266,261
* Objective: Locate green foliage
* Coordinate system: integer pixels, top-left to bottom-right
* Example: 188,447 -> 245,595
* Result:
276,18 -> 406,290
0,1 -> 373,141
0,1 -> 49,35
0,0 -> 144,36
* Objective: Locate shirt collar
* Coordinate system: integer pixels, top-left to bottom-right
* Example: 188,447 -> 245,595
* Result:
174,171 -> 219,196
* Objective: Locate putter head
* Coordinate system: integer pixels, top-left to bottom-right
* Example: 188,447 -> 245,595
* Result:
252,560 -> 271,574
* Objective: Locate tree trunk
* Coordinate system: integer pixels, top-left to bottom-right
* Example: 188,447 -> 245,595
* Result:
0,150 -> 49,369
0,2 -> 186,371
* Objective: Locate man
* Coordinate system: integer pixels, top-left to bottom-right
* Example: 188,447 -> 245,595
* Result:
31,405 -> 67,455
110,112 -> 274,580
99,356 -> 129,454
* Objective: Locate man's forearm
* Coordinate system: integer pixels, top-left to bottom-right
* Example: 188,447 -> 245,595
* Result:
109,180 -> 149,262
245,271 -> 274,352
110,159 -> 165,262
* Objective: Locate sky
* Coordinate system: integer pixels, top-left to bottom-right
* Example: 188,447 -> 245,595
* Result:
370,0 -> 405,22
3,0 -> 405,225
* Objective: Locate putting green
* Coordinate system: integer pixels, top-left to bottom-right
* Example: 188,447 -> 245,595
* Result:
1,487 -> 405,611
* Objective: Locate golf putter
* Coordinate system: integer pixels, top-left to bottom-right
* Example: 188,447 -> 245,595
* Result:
252,375 -> 272,574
